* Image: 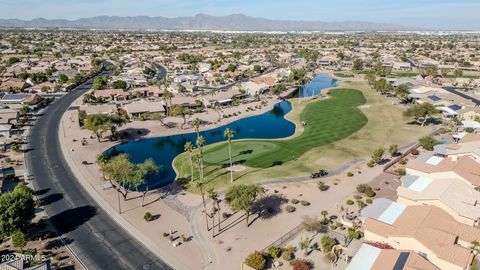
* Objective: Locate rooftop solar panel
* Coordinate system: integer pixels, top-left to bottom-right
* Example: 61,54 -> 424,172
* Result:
408,176 -> 433,192
448,104 -> 462,111
378,202 -> 407,225
346,244 -> 381,270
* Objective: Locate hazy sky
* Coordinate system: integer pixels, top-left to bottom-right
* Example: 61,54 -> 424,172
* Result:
0,0 -> 479,30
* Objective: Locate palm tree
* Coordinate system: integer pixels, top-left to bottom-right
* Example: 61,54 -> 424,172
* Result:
192,118 -> 201,137
321,210 -> 329,223
207,187 -> 219,237
224,128 -> 235,183
184,142 -> 195,182
471,240 -> 480,254
196,135 -> 206,181
194,171 -> 210,231
212,105 -> 222,122
163,89 -> 174,116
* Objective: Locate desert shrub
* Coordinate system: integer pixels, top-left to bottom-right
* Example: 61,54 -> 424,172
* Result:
144,212 -> 153,222
396,168 -> 406,176
353,195 -> 362,200
290,259 -> 312,270
356,200 -> 367,209
318,182 -> 329,191
300,200 -> 310,206
291,199 -> 299,204
364,188 -> 376,198
366,198 -> 373,204
346,200 -> 354,205
347,172 -> 354,177
320,235 -> 337,253
282,250 -> 294,261
399,158 -> 408,165
267,246 -> 282,258
356,184 -> 368,193
411,149 -> 419,155
347,228 -> 364,239
286,205 -> 296,213
244,251 -> 266,270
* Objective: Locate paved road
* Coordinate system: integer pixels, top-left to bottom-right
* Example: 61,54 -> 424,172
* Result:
443,86 -> 480,105
156,64 -> 167,81
27,69 -> 173,270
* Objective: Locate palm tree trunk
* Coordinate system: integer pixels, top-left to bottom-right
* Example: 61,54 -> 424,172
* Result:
141,187 -> 149,207
229,141 -> 233,182
200,185 -> 210,231
218,201 -> 221,232
212,207 -> 215,238
190,154 -> 194,182
246,211 -> 250,227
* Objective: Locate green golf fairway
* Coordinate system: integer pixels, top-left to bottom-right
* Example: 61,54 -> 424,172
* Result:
201,88 -> 368,168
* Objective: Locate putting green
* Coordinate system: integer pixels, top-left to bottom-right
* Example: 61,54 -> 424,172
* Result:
200,88 -> 368,168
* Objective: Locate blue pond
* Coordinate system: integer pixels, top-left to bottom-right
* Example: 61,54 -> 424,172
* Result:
105,74 -> 336,188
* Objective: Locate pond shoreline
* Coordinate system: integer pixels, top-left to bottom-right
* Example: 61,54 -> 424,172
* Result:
104,74 -> 337,188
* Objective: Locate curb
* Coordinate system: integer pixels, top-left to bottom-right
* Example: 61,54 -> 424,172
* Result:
58,106 -> 189,270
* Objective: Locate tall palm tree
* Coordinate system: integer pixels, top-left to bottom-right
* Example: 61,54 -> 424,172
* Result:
192,118 -> 201,137
163,89 -> 174,116
194,179 -> 210,231
184,141 -> 195,182
207,187 -> 219,237
224,128 -> 235,183
196,135 -> 206,181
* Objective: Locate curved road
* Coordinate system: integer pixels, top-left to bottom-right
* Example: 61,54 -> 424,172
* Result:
26,68 -> 173,270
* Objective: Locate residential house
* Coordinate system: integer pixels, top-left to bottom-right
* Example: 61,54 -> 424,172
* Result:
0,257 -> 51,270
407,154 -> 480,188
346,243 -> 439,270
93,89 -> 130,102
397,174 -> 480,226
131,86 -> 163,99
0,78 -> 29,92
121,100 -> 165,119
361,198 -> 479,270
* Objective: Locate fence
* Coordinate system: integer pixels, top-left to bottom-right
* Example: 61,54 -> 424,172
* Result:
383,128 -> 444,172
262,223 -> 304,252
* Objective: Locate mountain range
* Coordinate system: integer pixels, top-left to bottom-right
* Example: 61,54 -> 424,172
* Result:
0,14 -> 412,31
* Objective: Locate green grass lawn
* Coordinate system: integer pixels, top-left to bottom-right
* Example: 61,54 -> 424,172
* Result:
176,88 -> 368,176
334,72 -> 354,78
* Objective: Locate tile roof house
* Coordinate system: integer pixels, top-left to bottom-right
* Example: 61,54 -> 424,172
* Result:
121,100 -> 165,119
361,198 -> 479,270
433,141 -> 480,160
346,243 -> 439,270
397,174 -> 480,226
93,89 -> 130,102
0,257 -> 51,270
406,155 -> 480,188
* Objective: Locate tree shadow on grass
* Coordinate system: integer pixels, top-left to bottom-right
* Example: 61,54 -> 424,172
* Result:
49,206 -> 97,235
